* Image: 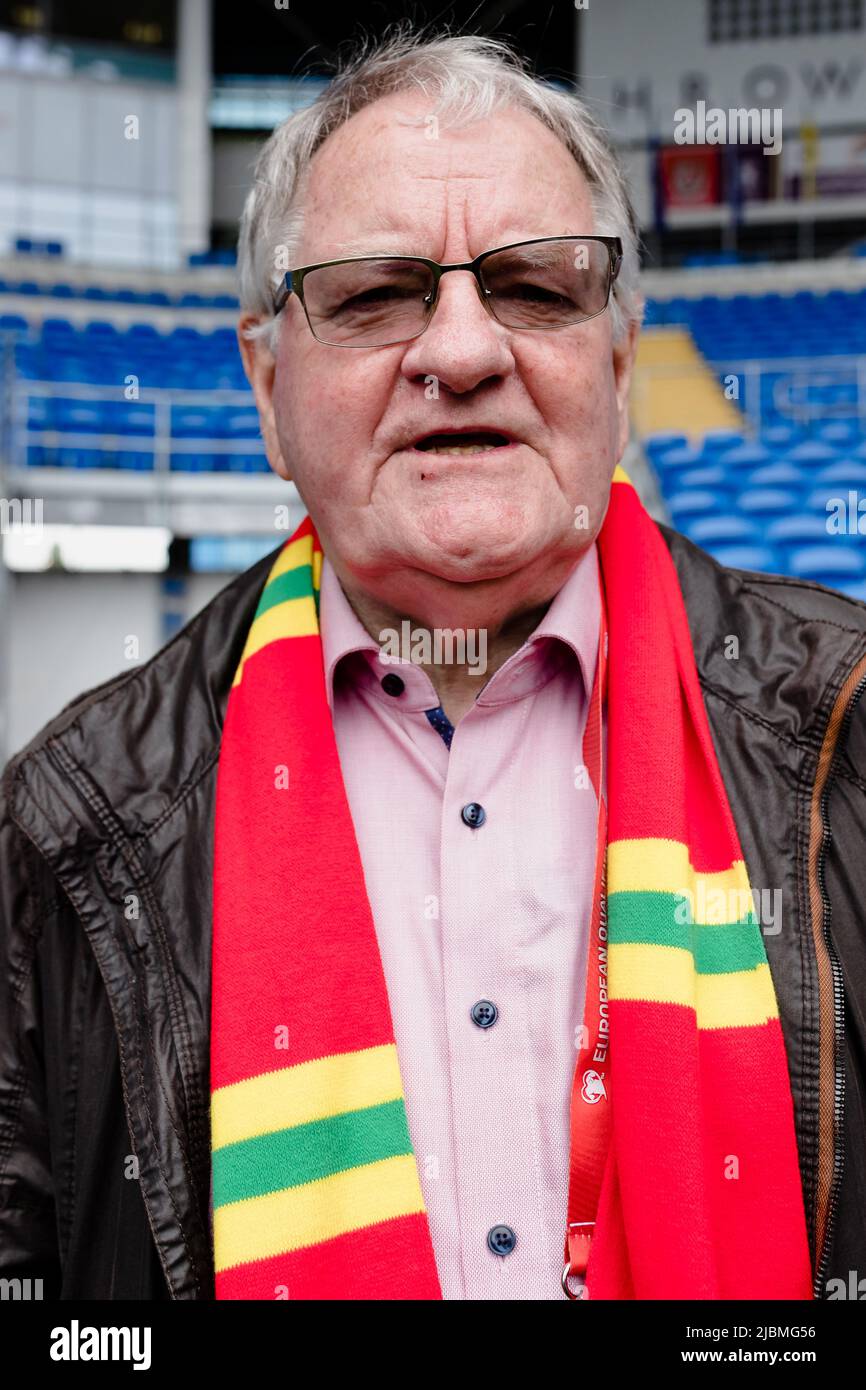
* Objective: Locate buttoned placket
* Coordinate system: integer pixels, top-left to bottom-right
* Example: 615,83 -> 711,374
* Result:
368,643 -> 592,1297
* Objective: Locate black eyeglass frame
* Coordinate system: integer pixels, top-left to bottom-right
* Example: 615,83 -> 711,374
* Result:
270,234 -> 624,347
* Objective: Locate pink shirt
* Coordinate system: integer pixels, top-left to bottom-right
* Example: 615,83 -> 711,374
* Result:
320,543 -> 602,1300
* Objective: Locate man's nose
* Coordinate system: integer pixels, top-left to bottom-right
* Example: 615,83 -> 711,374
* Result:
400,270 -> 515,394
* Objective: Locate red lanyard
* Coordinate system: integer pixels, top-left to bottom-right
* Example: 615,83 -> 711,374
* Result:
562,576 -> 609,1300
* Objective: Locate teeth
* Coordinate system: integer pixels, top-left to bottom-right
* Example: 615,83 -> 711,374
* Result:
424,443 -> 500,454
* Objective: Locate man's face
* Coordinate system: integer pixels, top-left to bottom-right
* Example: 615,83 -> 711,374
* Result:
241,93 -> 638,624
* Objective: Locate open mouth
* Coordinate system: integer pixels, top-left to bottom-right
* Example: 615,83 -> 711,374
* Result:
412,431 -> 514,455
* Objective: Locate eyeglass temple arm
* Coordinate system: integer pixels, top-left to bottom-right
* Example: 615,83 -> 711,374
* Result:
272,273 -> 294,316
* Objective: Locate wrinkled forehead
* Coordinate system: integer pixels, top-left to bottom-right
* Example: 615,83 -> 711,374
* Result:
296,92 -> 597,263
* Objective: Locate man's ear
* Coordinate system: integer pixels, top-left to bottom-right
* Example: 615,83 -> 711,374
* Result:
237,314 -> 292,481
612,317 -> 640,463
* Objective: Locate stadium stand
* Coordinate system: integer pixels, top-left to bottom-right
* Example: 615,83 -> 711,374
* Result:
635,284 -> 866,598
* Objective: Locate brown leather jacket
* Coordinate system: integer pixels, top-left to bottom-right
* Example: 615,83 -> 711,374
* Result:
2,525 -> 866,1299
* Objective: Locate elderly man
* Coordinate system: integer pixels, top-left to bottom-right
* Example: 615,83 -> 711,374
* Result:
2,32 -> 866,1304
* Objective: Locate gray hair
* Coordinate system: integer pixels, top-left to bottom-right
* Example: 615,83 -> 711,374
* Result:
238,28 -> 645,352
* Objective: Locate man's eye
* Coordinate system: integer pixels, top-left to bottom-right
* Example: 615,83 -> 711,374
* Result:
501,281 -> 571,304
339,285 -> 418,311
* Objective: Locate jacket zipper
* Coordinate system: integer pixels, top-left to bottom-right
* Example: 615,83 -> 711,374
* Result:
812,669 -> 866,1297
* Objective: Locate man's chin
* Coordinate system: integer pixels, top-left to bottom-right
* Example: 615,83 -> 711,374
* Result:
406,539 -> 540,588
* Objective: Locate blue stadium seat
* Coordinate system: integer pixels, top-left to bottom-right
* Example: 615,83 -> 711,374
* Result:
667,490 -> 721,521
103,401 -> 155,435
681,516 -> 760,546
223,408 -> 261,438
761,427 -> 801,451
817,422 -> 861,444
737,488 -> 800,517
644,432 -> 689,458
41,316 -> 76,335
55,447 -> 105,469
124,322 -> 162,340
670,466 -> 735,495
54,400 -> 109,432
745,463 -> 805,489
700,430 -> 745,456
651,446 -> 703,476
766,516 -> 839,549
712,443 -> 771,469
813,462 -> 866,487
84,320 -> 121,339
707,545 -> 782,573
117,451 -> 154,471
171,406 -> 225,438
784,441 -> 839,464
806,487 -> 864,516
787,547 -> 866,585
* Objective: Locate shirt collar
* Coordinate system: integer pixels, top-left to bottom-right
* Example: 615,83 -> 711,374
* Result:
320,542 -> 600,713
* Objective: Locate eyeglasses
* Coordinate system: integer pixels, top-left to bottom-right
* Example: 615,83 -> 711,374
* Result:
271,235 -> 623,348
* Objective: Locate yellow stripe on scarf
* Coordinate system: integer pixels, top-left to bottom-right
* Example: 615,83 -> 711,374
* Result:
231,532 -> 323,688
608,838 -> 753,924
211,1043 -> 405,1150
608,945 -> 778,1028
214,1153 -> 426,1272
263,530 -> 321,589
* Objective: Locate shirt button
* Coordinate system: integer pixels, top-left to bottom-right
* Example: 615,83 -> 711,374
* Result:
461,802 -> 486,828
487,1225 -> 517,1256
381,673 -> 405,696
470,999 -> 498,1029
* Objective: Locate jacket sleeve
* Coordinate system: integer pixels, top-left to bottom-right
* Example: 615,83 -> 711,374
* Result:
0,770 -> 63,1297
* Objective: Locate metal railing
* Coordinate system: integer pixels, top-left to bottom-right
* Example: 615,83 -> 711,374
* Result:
9,377 -> 265,473
706,354 -> 866,434
631,352 -> 866,440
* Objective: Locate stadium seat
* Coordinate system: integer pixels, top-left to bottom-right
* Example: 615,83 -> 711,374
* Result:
707,545 -> 782,573
699,430 -> 745,456
737,488 -> 800,517
765,516 -> 838,550
667,490 -> 721,521
745,463 -> 805,489
813,462 -> 866,487
666,466 -> 735,495
643,433 -> 690,458
787,547 -> 866,585
784,441 -> 839,464
681,516 -> 761,546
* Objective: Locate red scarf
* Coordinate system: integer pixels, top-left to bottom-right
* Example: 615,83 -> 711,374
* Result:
210,466 -> 813,1299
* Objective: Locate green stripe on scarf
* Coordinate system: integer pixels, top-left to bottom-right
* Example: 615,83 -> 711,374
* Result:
213,1098 -> 412,1207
